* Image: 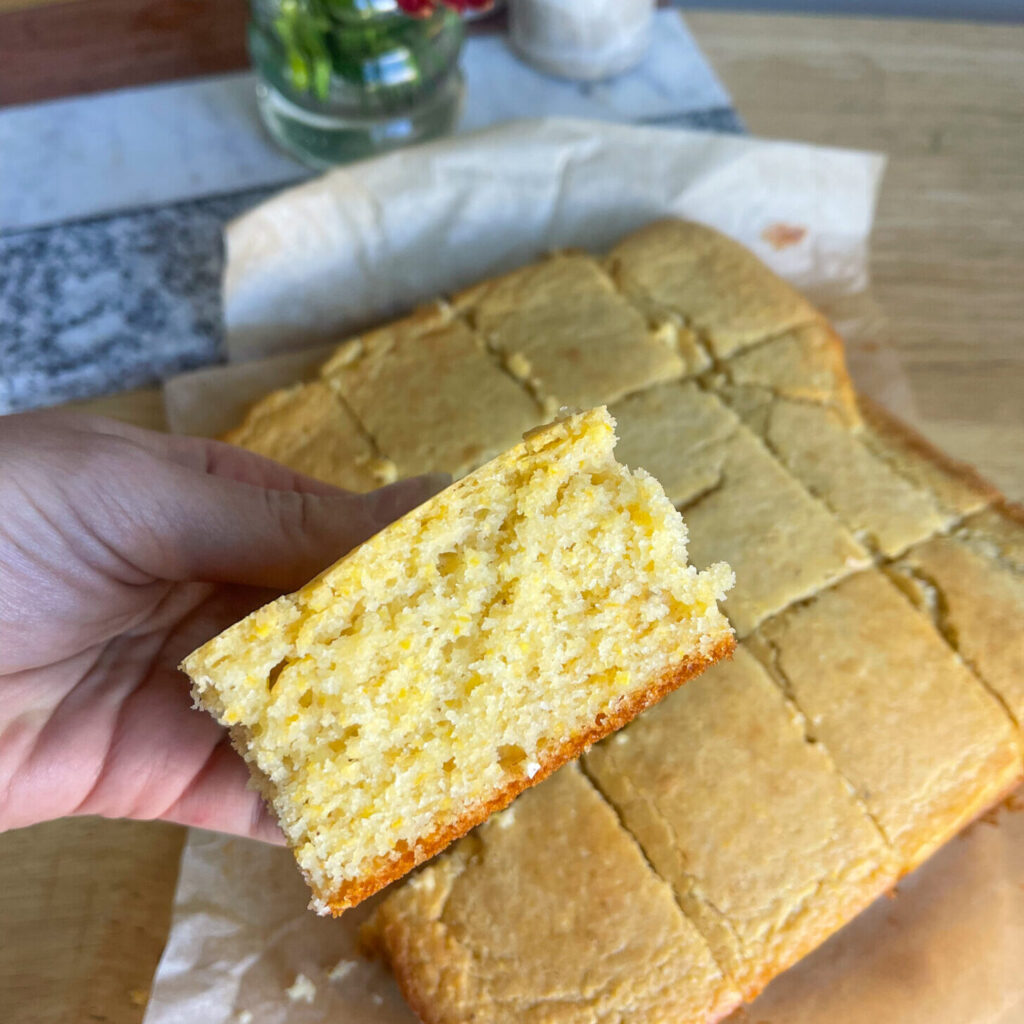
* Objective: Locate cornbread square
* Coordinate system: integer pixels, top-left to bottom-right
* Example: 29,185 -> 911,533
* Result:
858,396 -> 997,518
183,409 -> 734,913
606,220 -> 818,358
610,383 -> 868,635
223,380 -> 391,492
368,764 -> 741,1024
453,252 -> 688,413
320,308 -> 541,479
891,506 -> 1024,732
717,320 -> 861,424
751,397 -> 952,557
584,645 -> 896,999
755,570 -> 1021,871
610,380 -> 741,507
679,430 -> 869,636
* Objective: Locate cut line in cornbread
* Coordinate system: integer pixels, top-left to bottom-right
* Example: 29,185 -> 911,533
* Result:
584,645 -> 897,1001
222,380 -> 393,492
320,306 -> 542,480
366,764 -> 742,1024
890,504 -> 1024,734
606,219 -> 819,358
182,408 -> 734,913
452,252 -> 688,414
753,570 -> 1021,872
739,396 -> 953,557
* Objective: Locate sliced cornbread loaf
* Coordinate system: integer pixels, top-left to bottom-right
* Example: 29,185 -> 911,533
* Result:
753,570 -> 1021,871
737,396 -> 953,557
605,219 -> 819,358
583,645 -> 896,1000
609,381 -> 869,635
223,380 -> 392,492
890,504 -> 1024,733
367,764 -> 740,1024
183,408 -> 734,913
452,252 -> 690,414
319,304 -> 541,479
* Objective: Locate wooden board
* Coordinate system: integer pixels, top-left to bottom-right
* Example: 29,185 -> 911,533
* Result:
2,13 -> 1021,1024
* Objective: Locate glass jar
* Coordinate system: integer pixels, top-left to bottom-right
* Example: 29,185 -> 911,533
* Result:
249,0 -> 465,170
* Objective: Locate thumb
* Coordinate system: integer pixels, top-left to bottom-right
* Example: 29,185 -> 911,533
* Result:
124,467 -> 450,591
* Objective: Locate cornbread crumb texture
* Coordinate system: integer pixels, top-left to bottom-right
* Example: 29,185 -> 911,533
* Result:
756,570 -> 1022,871
715,320 -> 861,423
606,219 -> 818,358
892,507 -> 1024,731
371,764 -> 739,1024
321,311 -> 541,479
745,397 -> 952,557
609,382 -> 869,636
584,646 -> 896,999
223,380 -> 389,492
454,252 -> 690,413
185,409 -> 733,913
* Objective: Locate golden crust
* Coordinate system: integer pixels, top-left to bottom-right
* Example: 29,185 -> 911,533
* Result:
606,219 -> 819,358
320,635 -> 735,913
857,393 -> 999,517
369,764 -> 742,1024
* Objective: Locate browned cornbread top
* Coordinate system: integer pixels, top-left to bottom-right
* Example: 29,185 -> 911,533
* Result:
213,217 -> 1020,1024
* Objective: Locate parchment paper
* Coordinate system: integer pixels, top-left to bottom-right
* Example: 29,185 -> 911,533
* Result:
149,118 -> 1022,1023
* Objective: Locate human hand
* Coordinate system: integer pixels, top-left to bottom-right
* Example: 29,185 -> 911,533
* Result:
0,412 -> 442,842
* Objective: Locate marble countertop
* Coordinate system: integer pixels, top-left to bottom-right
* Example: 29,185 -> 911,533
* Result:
0,11 -> 739,414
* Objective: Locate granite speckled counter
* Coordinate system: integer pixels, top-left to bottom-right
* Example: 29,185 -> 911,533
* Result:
0,13 -> 739,415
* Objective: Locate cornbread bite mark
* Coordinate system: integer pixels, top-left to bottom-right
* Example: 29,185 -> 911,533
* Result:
584,646 -> 897,1000
184,409 -> 734,913
222,380 -> 393,492
606,219 -> 819,359
367,764 -> 742,1024
741,397 -> 953,558
890,505 -> 1024,733
320,307 -> 542,480
754,570 -> 1022,873
452,252 -> 688,414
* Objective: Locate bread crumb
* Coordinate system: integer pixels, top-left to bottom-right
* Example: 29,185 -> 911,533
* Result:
328,959 -> 357,982
286,973 -> 317,1004
127,988 -> 148,1007
236,1012 -> 254,1024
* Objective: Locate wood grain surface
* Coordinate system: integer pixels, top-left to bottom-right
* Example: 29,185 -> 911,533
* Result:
2,13 -> 1021,1024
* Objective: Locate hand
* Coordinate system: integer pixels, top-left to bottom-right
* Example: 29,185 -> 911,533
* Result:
0,412 -> 442,842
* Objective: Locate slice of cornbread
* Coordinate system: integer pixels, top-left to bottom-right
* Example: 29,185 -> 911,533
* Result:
606,219 -> 819,358
754,570 -> 1022,872
367,764 -> 741,1024
713,320 -> 861,424
320,306 -> 541,480
452,252 -> 688,413
890,505 -> 1024,733
584,646 -> 896,999
183,409 -> 734,913
222,380 -> 392,491
746,397 -> 952,557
